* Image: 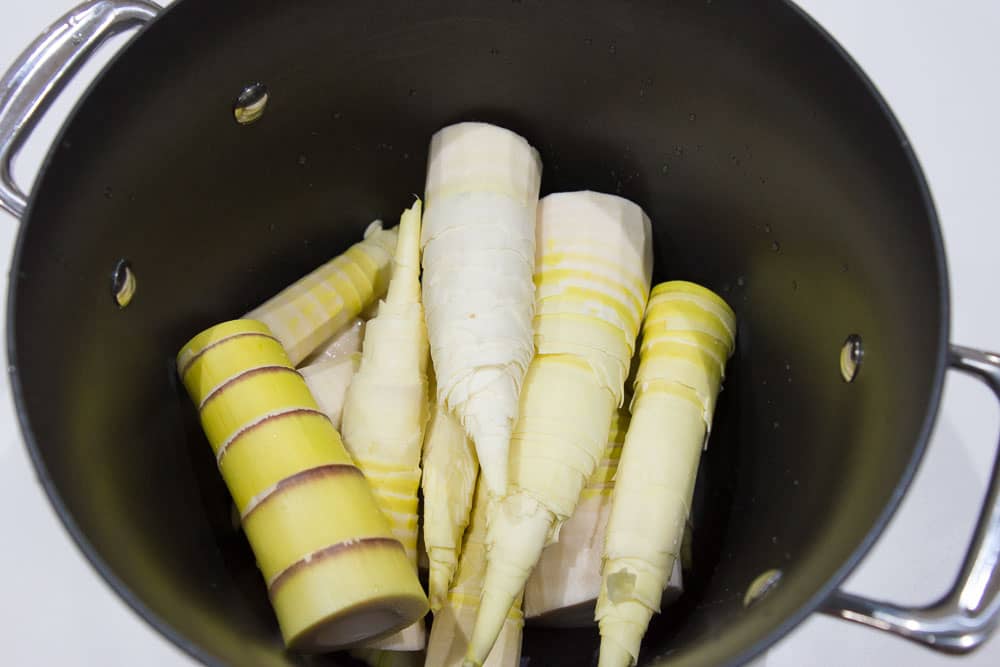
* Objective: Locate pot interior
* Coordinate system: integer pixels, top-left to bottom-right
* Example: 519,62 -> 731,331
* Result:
9,1 -> 946,665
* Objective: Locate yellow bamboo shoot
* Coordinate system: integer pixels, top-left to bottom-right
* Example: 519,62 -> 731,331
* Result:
176,319 -> 426,651
466,192 -> 653,665
246,222 -> 397,365
425,479 -> 524,667
421,122 -> 543,496
341,200 -> 430,651
596,281 -> 735,667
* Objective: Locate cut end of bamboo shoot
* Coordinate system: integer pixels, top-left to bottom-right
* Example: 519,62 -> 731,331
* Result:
424,122 -> 542,209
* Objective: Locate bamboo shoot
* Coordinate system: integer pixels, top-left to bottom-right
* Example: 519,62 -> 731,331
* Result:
466,192 -> 653,665
176,319 -> 426,651
421,122 -> 542,496
246,222 -> 397,365
596,281 -> 735,667
425,479 -> 524,667
340,200 -> 430,651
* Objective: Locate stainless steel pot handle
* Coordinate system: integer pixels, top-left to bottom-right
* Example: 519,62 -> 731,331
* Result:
822,344 -> 1000,654
0,0 -> 160,218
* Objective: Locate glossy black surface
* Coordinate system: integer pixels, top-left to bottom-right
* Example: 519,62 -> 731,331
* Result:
8,1 -> 948,665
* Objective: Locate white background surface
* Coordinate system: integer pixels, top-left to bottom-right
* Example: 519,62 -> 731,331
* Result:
1,1 -> 998,665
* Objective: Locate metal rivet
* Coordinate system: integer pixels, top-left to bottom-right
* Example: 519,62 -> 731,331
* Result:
744,569 -> 782,607
233,82 -> 269,125
840,334 -> 864,383
111,259 -> 136,308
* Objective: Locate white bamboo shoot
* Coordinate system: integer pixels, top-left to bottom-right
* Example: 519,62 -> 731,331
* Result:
421,122 -> 542,497
421,390 -> 479,611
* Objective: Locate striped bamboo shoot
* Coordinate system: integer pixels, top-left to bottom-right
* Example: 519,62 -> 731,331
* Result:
596,281 -> 735,667
176,319 -> 427,651
246,222 -> 397,365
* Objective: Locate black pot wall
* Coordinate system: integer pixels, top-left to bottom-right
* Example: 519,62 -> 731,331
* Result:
8,1 -> 947,665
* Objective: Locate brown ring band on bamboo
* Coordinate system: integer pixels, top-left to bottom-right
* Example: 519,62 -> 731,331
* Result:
198,365 -> 301,411
178,331 -> 280,377
267,537 -> 406,595
241,463 -> 364,521
215,407 -> 331,465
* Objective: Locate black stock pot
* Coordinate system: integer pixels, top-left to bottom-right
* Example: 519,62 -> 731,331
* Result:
1,1 -> 998,665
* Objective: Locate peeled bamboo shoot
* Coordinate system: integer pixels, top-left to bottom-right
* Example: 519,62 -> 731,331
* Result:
425,479 -> 524,667
523,402 -> 683,625
596,281 -> 735,667
341,200 -> 430,651
176,319 -> 426,651
466,192 -> 653,665
421,389 -> 479,611
246,222 -> 397,365
421,122 -> 542,496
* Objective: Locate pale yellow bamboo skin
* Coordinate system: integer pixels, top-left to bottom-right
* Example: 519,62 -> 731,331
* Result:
466,192 -> 653,665
176,319 -> 426,651
523,404 -> 685,627
246,222 -> 397,365
421,393 -> 479,611
596,281 -> 735,667
426,480 -> 524,667
341,201 -> 431,651
421,122 -> 543,497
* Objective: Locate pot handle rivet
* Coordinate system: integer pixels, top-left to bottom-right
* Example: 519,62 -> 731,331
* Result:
234,83 -> 269,125
0,0 -> 161,219
840,334 -> 863,383
821,344 -> 1000,654
111,259 -> 135,308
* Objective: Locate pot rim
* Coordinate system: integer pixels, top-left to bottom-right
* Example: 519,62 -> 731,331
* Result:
4,0 -> 951,665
